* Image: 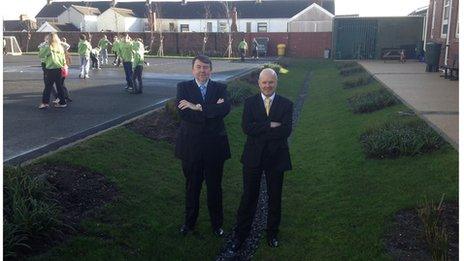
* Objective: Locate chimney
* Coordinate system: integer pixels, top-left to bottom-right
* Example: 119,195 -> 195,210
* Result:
181,0 -> 187,5
19,14 -> 29,21
111,0 -> 117,7
255,0 -> 262,3
145,0 -> 151,5
47,0 -> 53,5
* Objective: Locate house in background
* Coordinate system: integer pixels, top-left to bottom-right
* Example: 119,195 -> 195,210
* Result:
57,5 -> 100,32
35,0 -> 112,27
149,0 -> 335,33
97,7 -> 146,32
287,3 -> 334,32
34,0 -> 336,33
425,0 -> 459,66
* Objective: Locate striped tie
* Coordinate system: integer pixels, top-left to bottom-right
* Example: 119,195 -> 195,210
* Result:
200,85 -> 206,100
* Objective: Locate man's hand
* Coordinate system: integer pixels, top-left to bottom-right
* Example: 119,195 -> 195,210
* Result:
178,100 -> 202,111
270,122 -> 281,128
217,98 -> 224,104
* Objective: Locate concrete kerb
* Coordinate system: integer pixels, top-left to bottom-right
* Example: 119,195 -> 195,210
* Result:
358,63 -> 459,151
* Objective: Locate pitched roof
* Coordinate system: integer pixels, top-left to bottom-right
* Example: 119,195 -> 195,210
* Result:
3,20 -> 30,32
110,7 -> 136,17
36,1 -> 333,19
70,4 -> 101,15
50,22 -> 80,31
153,1 -> 314,19
36,1 -> 112,18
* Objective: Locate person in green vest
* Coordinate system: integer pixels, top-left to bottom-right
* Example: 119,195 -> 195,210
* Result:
98,34 -> 112,65
238,38 -> 248,62
37,33 -> 67,109
111,35 -> 121,67
78,34 -> 92,79
131,38 -> 145,94
119,34 -> 135,90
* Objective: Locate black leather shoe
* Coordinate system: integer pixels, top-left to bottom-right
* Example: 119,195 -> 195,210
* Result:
213,227 -> 224,237
267,237 -> 279,248
180,224 -> 192,236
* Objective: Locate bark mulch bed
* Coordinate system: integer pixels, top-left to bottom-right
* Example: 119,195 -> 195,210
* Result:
126,107 -> 179,144
385,202 -> 458,261
23,163 -> 119,256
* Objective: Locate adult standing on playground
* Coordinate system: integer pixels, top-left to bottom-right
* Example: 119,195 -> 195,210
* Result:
238,38 -> 248,62
78,34 -> 92,79
37,33 -> 68,109
98,35 -> 112,66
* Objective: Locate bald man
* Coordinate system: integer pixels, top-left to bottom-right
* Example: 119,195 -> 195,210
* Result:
230,68 -> 293,252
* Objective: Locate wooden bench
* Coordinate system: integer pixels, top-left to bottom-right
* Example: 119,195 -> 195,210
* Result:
381,48 -> 405,63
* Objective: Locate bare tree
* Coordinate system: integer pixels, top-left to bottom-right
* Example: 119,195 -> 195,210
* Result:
155,3 -> 164,57
221,1 -> 233,58
202,3 -> 211,54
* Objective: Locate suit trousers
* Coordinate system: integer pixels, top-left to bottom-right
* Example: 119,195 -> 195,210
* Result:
235,166 -> 284,241
182,159 -> 225,230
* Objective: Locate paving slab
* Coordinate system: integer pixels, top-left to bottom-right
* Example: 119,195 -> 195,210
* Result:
3,55 -> 268,164
359,60 -> 459,150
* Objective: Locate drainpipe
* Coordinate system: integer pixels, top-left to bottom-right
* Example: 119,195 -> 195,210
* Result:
444,0 -> 453,66
423,5 -> 429,51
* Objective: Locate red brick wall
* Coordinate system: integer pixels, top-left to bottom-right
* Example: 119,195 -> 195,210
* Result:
426,0 -> 459,65
4,31 -> 332,58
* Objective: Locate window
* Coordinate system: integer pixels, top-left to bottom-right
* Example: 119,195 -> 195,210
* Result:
180,24 -> 189,32
257,22 -> 267,32
169,23 -> 175,32
218,21 -> 227,32
441,0 -> 450,38
207,22 -> 213,32
246,22 -> 251,32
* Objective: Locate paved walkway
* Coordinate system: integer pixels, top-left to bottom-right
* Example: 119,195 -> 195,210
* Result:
359,60 -> 459,150
4,55 -> 268,164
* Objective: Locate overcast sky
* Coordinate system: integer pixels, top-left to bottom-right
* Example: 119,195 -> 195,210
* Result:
1,0 -> 430,20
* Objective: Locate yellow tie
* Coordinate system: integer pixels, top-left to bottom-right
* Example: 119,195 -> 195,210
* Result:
265,97 -> 271,116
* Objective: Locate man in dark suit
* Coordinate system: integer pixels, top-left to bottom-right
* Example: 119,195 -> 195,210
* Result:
230,68 -> 293,252
175,55 -> 231,237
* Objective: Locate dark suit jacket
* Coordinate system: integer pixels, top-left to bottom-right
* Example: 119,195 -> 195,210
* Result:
241,93 -> 293,172
175,79 -> 231,163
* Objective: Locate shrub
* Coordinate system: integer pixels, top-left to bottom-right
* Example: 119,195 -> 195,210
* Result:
336,61 -> 358,69
164,99 -> 180,123
360,120 -> 444,158
3,167 -> 63,258
263,63 -> 282,74
348,89 -> 398,113
343,74 -> 372,89
228,83 -> 254,105
417,195 -> 449,261
340,66 -> 364,76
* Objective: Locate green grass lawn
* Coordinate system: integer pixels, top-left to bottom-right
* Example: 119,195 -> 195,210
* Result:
27,59 -> 457,260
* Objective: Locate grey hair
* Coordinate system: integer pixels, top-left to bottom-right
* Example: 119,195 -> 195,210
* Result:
259,68 -> 278,81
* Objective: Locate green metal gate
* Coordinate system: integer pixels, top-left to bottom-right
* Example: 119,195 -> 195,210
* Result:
332,17 -> 424,60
